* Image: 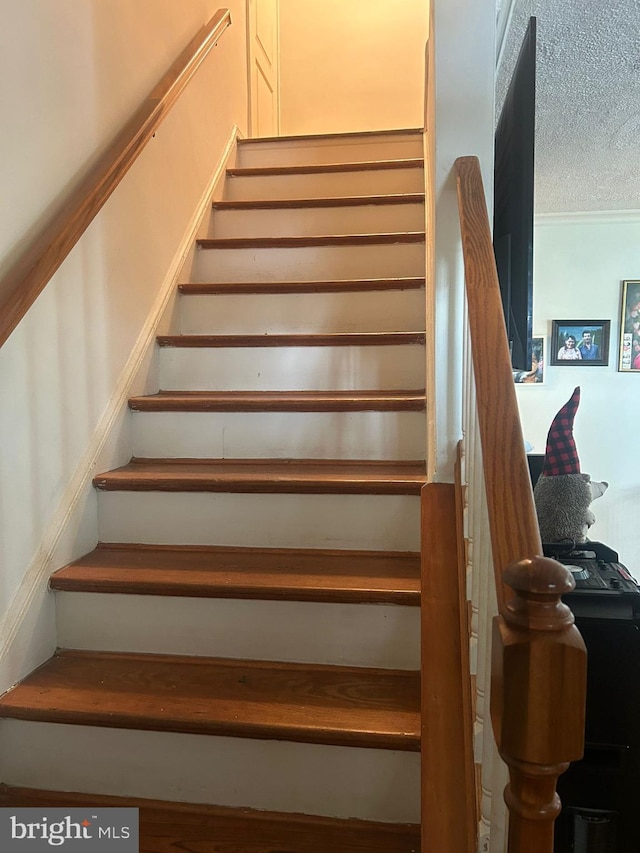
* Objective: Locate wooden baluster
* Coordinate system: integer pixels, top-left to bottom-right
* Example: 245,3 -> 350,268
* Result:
491,556 -> 587,853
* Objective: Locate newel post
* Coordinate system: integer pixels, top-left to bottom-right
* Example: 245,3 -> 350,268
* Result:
491,556 -> 587,853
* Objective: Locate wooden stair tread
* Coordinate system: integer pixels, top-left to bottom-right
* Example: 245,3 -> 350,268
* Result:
0,786 -> 421,852
196,233 -> 425,249
212,193 -> 425,210
156,331 -> 426,348
129,389 -> 426,412
0,651 -> 420,750
238,126 -> 423,144
51,543 -> 421,605
93,458 -> 427,494
178,276 -> 426,295
226,159 -> 424,177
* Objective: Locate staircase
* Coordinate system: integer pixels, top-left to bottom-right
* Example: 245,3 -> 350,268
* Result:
0,129 -> 427,851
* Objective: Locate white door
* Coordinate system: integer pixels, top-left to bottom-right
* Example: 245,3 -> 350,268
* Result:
247,0 -> 280,137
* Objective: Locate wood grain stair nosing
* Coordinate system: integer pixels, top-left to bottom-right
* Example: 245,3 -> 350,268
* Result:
226,158 -> 424,177
87,541 -> 421,559
0,650 -> 421,751
212,193 -> 425,210
92,458 -> 427,495
177,277 -> 426,295
237,127 -> 424,145
50,574 -> 420,605
0,786 -> 421,852
195,232 -> 425,250
156,331 -> 426,348
128,390 -> 427,412
50,543 -> 421,605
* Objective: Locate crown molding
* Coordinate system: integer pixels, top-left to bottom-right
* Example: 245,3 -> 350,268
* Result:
535,209 -> 640,226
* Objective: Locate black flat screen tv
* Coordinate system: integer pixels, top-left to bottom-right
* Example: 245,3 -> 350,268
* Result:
493,17 -> 536,371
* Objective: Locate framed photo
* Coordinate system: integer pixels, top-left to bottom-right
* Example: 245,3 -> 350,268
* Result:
550,320 -> 610,366
514,337 -> 545,384
618,280 -> 640,372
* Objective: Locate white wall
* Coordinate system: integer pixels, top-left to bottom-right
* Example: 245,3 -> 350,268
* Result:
278,0 -> 428,135
516,213 -> 640,574
0,0 -> 248,688
429,4 -> 503,849
431,0 -> 497,479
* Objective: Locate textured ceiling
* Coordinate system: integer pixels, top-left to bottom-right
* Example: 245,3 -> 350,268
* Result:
496,0 -> 640,214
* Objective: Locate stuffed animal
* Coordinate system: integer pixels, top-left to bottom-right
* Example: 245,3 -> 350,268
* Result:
533,386 -> 608,544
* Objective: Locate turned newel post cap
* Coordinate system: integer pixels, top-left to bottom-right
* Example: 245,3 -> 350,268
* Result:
502,556 -> 576,631
493,554 -> 587,765
504,555 -> 575,596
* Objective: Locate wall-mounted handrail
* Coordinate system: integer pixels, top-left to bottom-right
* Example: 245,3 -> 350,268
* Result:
0,8 -> 232,350
454,155 -> 587,853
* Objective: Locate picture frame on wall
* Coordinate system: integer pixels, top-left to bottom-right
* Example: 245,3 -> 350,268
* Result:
550,320 -> 610,366
618,280 -> 640,372
513,337 -> 545,383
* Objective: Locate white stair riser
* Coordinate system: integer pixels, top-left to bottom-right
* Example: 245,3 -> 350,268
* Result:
224,169 -> 424,201
56,593 -> 420,669
193,242 -> 425,283
210,203 -> 425,238
179,290 -> 426,335
0,721 -> 421,822
158,345 -> 426,391
97,492 -> 421,551
237,134 -> 424,168
131,411 -> 426,460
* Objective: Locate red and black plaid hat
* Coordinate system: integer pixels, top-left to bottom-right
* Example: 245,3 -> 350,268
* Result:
542,387 -> 581,476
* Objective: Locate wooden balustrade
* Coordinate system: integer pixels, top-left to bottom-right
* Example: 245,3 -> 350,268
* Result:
454,155 -> 587,853
0,9 -> 231,350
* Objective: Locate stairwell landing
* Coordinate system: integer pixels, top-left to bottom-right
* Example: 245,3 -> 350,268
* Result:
0,129 -> 427,852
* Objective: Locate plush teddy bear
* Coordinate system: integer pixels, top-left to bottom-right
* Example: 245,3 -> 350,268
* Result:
533,386 -> 608,545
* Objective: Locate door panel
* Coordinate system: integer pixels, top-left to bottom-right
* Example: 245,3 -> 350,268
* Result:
248,0 -> 280,137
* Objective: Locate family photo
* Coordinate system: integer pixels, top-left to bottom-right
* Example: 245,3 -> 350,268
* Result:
513,337 -> 544,383
551,321 -> 610,366
619,280 -> 640,371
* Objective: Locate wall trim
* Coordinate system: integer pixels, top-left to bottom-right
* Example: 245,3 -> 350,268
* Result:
0,125 -> 240,690
536,209 -> 640,226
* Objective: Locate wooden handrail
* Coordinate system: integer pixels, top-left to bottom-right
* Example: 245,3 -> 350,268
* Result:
454,156 -> 541,611
0,8 -> 232,350
454,155 -> 587,853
